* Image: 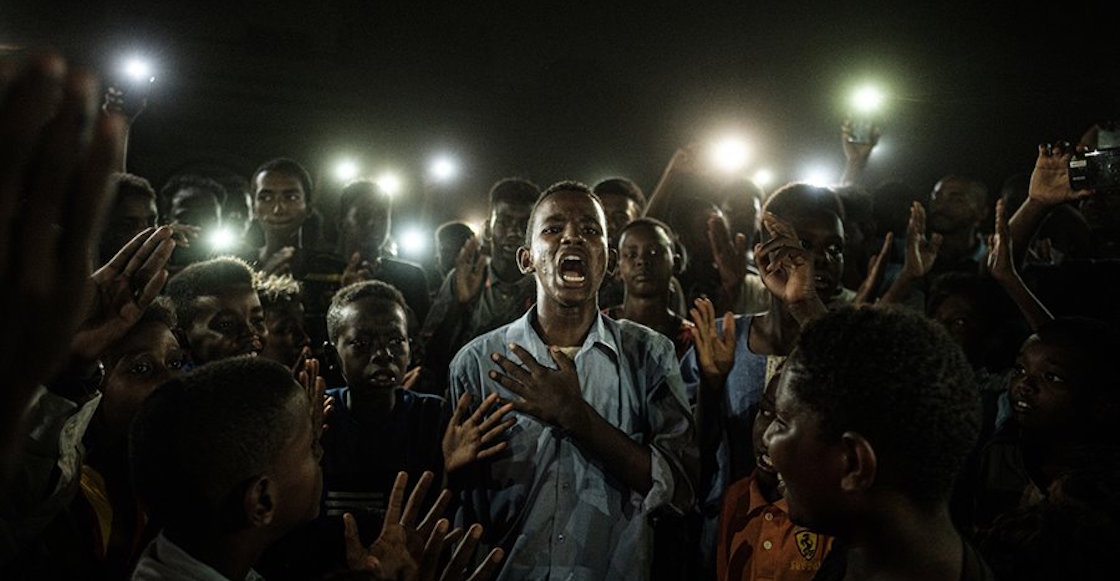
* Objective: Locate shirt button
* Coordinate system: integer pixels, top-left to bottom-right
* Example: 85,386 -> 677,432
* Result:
764,512 -> 773,521
763,540 -> 773,550
558,534 -> 566,543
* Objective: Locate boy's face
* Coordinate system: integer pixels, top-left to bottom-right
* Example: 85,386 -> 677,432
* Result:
519,191 -> 611,308
929,293 -> 985,365
792,211 -> 845,300
928,177 -> 985,235
751,371 -> 782,491
102,321 -> 186,438
101,194 -> 158,262
617,224 -> 675,300
339,193 -> 391,257
488,200 -> 533,273
763,364 -> 845,531
170,188 -> 222,232
598,192 -> 642,249
267,389 -> 324,531
334,298 -> 411,397
254,170 -> 309,241
185,284 -> 266,365
260,301 -> 310,370
1009,335 -> 1082,432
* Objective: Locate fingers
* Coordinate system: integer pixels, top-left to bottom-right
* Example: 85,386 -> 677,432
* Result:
418,518 -> 450,581
451,392 -> 471,425
547,345 -> 576,373
417,489 -> 453,541
465,547 -> 505,581
343,513 -> 372,570
135,266 -> 168,308
720,311 -> 736,345
401,470 -> 435,527
383,471 -> 409,529
490,350 -> 534,386
440,523 -> 483,581
457,236 -> 480,268
129,228 -> 176,283
761,211 -> 799,243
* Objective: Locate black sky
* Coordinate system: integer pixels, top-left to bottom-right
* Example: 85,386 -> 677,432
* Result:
3,0 -> 1116,238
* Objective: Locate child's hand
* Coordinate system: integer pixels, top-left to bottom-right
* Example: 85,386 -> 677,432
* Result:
454,236 -> 488,305
986,198 -> 1017,284
754,212 -> 818,307
708,214 -> 748,298
688,297 -> 736,385
1028,141 -> 1092,207
853,232 -> 893,306
442,392 -> 515,473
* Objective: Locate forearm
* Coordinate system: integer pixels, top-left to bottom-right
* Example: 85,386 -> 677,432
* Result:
566,401 -> 653,495
995,272 -> 1053,331
644,171 -> 686,220
1008,198 -> 1053,268
879,271 -> 919,305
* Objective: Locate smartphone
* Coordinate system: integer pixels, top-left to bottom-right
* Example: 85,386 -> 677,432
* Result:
847,118 -> 876,145
1069,147 -> 1120,192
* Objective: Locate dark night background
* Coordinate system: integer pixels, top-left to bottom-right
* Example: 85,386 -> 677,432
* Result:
3,0 -> 1116,251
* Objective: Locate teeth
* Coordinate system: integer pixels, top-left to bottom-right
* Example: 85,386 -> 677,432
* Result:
1014,400 -> 1031,411
561,273 -> 586,283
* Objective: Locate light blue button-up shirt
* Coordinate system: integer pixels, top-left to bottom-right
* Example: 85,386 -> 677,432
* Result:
449,308 -> 698,581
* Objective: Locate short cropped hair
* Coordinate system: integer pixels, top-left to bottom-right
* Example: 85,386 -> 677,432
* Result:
488,177 -> 541,209
253,272 -> 303,311
252,157 -> 314,203
436,221 -> 474,244
338,179 -> 391,220
785,305 -> 981,506
129,356 -> 302,533
165,256 -> 256,332
158,173 -> 227,222
592,177 -> 647,211
525,180 -> 603,245
113,172 -> 157,204
326,280 -> 410,344
763,182 -> 846,222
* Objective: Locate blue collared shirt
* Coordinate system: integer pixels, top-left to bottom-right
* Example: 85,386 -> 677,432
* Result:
448,308 -> 698,581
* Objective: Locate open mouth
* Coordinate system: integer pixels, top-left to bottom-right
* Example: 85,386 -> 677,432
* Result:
1012,398 -> 1033,413
756,451 -> 776,473
559,255 -> 587,284
367,369 -> 398,388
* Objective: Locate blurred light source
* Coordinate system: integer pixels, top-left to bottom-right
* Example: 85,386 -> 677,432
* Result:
800,165 -> 836,187
851,85 -> 885,114
399,226 -> 428,258
378,172 -> 402,197
430,156 -> 458,182
710,136 -> 750,174
208,227 -> 237,252
752,168 -> 775,189
334,159 -> 359,182
123,57 -> 154,83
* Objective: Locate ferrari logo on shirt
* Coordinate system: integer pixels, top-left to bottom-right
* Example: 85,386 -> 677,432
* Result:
795,530 -> 820,561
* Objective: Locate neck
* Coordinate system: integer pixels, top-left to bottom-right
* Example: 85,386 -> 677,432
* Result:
749,301 -> 800,355
619,294 -> 675,328
843,501 -> 962,581
350,389 -> 398,423
936,228 -> 978,262
264,229 -> 300,255
533,301 -> 597,347
165,527 -> 265,581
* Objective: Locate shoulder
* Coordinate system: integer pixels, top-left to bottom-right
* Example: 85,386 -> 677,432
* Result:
449,323 -> 511,371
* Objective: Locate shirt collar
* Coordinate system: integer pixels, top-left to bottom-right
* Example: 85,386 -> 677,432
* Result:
506,306 -> 620,365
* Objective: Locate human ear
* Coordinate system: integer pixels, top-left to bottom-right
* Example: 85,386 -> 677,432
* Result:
839,431 -> 877,493
517,246 -> 534,274
244,475 -> 276,528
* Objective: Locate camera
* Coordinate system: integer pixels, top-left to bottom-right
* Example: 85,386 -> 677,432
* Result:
1068,148 -> 1120,192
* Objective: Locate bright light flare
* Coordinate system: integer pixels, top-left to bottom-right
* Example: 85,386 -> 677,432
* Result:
799,165 -> 836,187
851,85 -> 884,114
123,57 -> 153,82
334,159 -> 359,182
399,227 -> 428,257
208,227 -> 237,251
710,136 -> 750,174
377,172 -> 402,197
430,156 -> 458,182
752,168 -> 775,189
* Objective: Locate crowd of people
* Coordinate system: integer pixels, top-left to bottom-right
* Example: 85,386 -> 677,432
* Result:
1,48 -> 1118,581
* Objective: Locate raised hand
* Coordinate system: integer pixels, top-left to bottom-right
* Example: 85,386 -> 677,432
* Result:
901,201 -> 941,280
853,231 -> 893,305
754,212 -> 818,307
688,297 -> 736,383
708,214 -> 748,299
987,198 -> 1017,283
297,356 -> 327,438
488,344 -> 584,430
454,236 -> 487,305
70,226 -> 177,363
342,251 -> 380,287
1028,141 -> 1092,206
442,392 -> 515,473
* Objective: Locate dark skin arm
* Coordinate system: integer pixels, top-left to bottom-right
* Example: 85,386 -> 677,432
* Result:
489,344 -> 653,495
1008,142 -> 1092,268
687,297 -> 736,489
988,198 -> 1053,331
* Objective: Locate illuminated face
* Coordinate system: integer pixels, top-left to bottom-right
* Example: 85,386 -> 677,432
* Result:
169,188 -> 223,231
791,211 -> 845,300
253,171 -> 309,241
100,194 -> 158,263
597,192 -> 642,249
488,200 -> 533,274
260,301 -> 310,370
928,177 -> 985,235
617,223 -> 675,300
101,321 -> 186,439
185,284 -> 266,365
763,365 -> 845,531
519,190 -> 611,308
268,389 -> 324,529
340,192 -> 391,258
334,298 -> 411,404
1008,335 -> 1083,433
751,372 -> 782,491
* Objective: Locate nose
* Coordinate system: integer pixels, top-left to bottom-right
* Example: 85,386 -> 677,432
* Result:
561,223 -> 583,244
761,418 -> 778,450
